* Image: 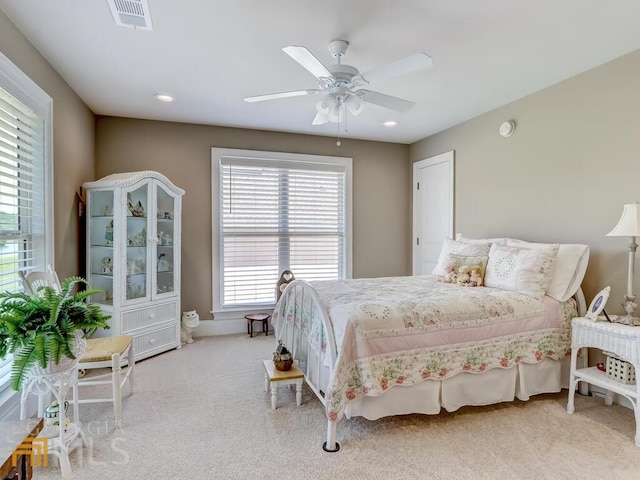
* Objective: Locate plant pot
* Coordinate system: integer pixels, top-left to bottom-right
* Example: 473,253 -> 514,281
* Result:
274,358 -> 293,371
27,330 -> 87,377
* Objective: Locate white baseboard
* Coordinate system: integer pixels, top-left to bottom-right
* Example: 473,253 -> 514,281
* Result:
192,308 -> 274,337
193,319 -> 247,336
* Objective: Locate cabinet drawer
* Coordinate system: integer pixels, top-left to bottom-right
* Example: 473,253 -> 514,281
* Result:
121,303 -> 177,333
134,323 -> 179,359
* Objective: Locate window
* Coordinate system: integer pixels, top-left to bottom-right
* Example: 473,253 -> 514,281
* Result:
212,148 -> 352,310
0,51 -> 53,418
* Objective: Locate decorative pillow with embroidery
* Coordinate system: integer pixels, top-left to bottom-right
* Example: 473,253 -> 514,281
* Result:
484,243 -> 549,299
506,239 -> 587,302
506,239 -> 559,296
432,239 -> 491,277
447,254 -> 489,286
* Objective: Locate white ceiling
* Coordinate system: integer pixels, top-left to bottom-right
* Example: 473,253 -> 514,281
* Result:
2,0 -> 640,144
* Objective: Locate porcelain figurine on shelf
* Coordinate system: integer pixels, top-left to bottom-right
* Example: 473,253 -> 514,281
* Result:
100,257 -> 113,274
127,192 -> 145,217
105,220 -> 114,245
157,253 -> 170,272
130,201 -> 144,217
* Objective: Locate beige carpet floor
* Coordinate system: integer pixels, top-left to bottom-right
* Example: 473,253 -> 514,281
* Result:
33,334 -> 640,480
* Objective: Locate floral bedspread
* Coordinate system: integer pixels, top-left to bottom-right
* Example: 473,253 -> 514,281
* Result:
276,276 -> 576,423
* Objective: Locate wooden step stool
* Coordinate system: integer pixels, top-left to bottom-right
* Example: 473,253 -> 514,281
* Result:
262,360 -> 304,409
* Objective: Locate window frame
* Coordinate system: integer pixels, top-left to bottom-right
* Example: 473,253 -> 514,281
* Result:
211,148 -> 352,313
0,51 -> 54,419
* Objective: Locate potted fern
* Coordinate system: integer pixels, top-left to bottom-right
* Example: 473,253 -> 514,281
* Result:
0,276 -> 110,390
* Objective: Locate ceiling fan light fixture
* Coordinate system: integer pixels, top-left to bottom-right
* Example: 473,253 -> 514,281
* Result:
312,112 -> 329,125
316,95 -> 344,123
328,102 -> 342,123
316,99 -> 331,116
345,94 -> 364,116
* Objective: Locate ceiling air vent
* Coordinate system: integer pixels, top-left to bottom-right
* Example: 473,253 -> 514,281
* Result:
107,0 -> 153,31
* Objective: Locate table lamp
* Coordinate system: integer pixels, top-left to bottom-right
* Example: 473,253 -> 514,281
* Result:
607,202 -> 640,325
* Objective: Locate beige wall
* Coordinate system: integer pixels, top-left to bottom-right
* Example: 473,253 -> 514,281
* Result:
0,11 -> 95,280
410,48 -> 640,313
7,0 -> 638,319
95,117 -> 410,317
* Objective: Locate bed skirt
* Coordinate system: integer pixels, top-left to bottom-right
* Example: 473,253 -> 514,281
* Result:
344,356 -> 570,420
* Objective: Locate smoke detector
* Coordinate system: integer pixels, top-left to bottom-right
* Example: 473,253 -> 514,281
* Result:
499,120 -> 516,137
107,0 -> 153,30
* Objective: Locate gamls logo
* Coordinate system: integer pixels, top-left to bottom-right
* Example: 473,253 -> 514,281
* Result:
11,437 -> 48,467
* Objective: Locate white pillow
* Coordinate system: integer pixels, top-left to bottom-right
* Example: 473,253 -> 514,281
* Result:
455,234 -> 508,245
432,239 -> 491,277
506,239 -> 559,296
484,243 -> 549,299
507,239 -> 589,302
548,245 -> 590,302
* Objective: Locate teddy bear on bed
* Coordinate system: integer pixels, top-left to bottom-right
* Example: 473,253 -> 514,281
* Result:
468,268 -> 483,287
456,265 -> 471,286
440,262 -> 457,283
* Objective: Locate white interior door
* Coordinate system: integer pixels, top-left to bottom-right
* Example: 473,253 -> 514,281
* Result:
412,151 -> 454,275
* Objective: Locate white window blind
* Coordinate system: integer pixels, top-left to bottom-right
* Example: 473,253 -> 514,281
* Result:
0,52 -> 52,417
216,151 -> 351,309
0,88 -> 46,291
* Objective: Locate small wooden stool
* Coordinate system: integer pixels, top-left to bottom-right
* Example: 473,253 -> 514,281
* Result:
245,313 -> 270,337
263,360 -> 304,409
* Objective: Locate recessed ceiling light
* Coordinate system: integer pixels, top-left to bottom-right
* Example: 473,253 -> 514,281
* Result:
154,93 -> 175,103
383,121 -> 398,127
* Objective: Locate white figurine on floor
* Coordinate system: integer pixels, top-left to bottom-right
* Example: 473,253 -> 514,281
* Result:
181,310 -> 200,344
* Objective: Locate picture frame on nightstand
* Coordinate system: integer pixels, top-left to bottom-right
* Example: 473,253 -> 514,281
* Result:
585,286 -> 610,320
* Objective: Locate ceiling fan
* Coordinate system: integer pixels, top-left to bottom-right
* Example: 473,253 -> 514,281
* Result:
244,40 -> 433,125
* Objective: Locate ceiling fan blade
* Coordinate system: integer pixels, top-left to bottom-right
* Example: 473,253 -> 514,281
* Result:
359,90 -> 415,112
244,89 -> 320,103
283,46 -> 334,80
356,53 -> 433,85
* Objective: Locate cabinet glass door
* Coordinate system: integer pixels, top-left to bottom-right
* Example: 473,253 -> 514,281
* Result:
88,190 -> 115,304
155,184 -> 175,296
125,183 -> 149,301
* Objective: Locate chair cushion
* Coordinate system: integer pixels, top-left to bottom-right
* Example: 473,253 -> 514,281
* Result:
81,335 -> 133,362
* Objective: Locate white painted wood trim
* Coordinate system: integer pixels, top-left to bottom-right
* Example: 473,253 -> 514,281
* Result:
210,147 -> 353,314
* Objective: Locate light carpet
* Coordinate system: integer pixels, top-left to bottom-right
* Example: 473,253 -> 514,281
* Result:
33,334 -> 640,480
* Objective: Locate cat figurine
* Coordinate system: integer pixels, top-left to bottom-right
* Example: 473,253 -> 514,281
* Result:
181,310 -> 200,344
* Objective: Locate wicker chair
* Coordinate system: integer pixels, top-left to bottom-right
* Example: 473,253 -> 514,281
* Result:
20,267 -> 134,427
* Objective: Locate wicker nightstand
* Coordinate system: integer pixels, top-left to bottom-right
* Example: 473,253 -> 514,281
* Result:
567,317 -> 640,446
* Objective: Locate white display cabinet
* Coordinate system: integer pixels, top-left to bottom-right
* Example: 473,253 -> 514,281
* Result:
83,171 -> 185,361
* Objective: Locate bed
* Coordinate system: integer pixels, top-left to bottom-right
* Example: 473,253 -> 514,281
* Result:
271,237 -> 590,451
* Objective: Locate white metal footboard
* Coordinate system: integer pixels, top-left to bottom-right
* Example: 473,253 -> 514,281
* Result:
273,279 -> 341,451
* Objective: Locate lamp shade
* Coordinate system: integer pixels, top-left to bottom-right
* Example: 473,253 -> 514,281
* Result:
607,203 -> 640,237
345,94 -> 364,116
